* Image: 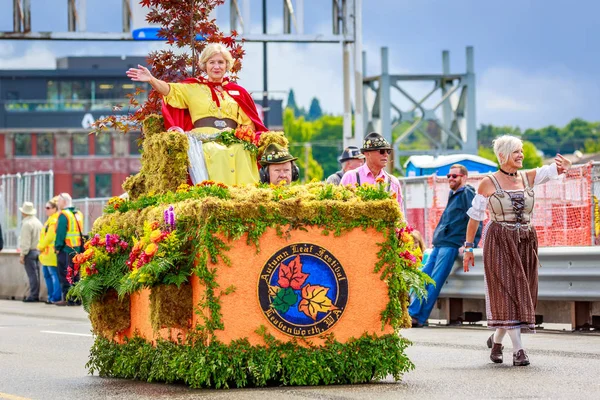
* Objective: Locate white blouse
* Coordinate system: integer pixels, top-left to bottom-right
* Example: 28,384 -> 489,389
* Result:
466,163 -> 560,221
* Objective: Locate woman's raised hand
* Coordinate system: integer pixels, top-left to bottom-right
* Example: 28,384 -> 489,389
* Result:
126,64 -> 153,82
554,154 -> 572,174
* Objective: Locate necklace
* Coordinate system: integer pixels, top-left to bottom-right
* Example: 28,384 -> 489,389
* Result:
499,168 -> 518,177
499,168 -> 519,183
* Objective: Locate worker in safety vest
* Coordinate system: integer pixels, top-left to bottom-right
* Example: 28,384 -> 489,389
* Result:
54,192 -> 84,306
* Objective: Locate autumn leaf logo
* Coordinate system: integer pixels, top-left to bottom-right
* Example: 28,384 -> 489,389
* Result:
270,255 -> 338,321
298,284 -> 339,321
277,255 -> 309,290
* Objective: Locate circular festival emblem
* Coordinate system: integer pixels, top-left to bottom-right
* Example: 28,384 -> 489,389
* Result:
258,243 -> 348,337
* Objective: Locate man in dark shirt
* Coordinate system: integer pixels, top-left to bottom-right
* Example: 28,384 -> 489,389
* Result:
409,164 -> 482,327
326,146 -> 365,185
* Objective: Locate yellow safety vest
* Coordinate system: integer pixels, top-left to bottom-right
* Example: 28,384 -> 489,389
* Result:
62,209 -> 84,248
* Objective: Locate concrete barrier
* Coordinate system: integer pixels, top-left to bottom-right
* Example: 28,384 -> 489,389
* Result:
0,250 -> 48,301
428,247 -> 600,329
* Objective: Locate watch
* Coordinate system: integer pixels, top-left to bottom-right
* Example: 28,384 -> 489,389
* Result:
464,247 -> 474,253
464,241 -> 475,248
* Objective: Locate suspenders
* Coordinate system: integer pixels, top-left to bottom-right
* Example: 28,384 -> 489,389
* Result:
355,171 -> 392,192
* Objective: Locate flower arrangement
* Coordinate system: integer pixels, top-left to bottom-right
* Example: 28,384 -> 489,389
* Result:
107,196 -> 126,211
119,207 -> 187,294
70,233 -> 130,284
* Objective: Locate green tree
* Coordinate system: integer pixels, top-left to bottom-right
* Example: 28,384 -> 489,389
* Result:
283,108 -> 324,181
521,141 -> 543,169
307,98 -> 323,121
478,146 -> 497,164
310,115 -> 344,177
286,89 -> 299,117
477,124 -> 522,148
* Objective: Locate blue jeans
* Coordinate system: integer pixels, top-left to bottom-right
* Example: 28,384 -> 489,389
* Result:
42,265 -> 62,302
409,246 -> 459,324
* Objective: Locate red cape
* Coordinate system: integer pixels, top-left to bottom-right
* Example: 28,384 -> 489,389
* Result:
161,77 -> 267,134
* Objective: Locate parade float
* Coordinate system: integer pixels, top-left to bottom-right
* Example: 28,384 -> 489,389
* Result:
70,0 -> 430,388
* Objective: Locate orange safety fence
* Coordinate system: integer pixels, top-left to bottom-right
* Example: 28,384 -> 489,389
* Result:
402,163 -> 597,248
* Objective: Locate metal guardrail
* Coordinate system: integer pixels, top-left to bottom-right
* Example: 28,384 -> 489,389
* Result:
440,247 -> 600,301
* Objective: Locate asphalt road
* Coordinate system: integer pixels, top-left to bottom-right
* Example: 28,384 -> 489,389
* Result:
1,299 -> 599,400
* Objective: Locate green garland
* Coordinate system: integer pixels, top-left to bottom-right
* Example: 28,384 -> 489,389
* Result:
88,329 -> 414,388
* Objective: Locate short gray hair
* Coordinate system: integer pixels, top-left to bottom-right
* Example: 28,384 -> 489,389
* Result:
58,192 -> 73,207
492,135 -> 523,165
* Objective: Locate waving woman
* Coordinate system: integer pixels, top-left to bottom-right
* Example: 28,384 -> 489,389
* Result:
126,43 -> 266,185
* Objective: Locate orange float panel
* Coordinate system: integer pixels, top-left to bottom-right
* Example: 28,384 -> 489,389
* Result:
119,226 -> 394,346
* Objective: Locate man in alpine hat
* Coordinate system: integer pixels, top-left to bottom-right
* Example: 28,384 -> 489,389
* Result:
326,146 -> 365,185
259,143 -> 300,186
340,132 -> 404,211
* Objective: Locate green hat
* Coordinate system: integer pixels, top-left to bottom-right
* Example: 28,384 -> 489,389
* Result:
361,132 -> 392,152
259,143 -> 298,166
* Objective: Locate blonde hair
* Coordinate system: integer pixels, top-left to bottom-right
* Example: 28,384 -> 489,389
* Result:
411,230 -> 426,253
198,43 -> 234,73
492,135 -> 523,165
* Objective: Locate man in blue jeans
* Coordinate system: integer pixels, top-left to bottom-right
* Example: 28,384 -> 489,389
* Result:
409,164 -> 482,327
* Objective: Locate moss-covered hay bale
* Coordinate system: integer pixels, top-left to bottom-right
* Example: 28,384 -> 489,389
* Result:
89,290 -> 131,338
150,283 -> 193,332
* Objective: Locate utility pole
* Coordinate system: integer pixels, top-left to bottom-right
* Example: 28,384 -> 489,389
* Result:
262,0 -> 269,127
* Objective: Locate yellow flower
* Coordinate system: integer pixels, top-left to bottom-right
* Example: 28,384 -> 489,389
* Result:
132,240 -> 144,253
145,242 -> 158,257
150,229 -> 163,243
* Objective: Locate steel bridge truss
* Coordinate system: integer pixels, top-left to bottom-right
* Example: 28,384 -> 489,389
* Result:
363,46 -> 477,169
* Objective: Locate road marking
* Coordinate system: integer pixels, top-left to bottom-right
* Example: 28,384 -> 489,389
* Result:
0,392 -> 33,400
40,330 -> 92,337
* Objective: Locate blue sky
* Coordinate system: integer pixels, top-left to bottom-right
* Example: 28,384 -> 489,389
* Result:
1,0 -> 599,129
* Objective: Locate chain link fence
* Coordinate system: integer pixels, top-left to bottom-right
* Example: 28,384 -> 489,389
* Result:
0,171 -> 54,249
400,162 -> 600,248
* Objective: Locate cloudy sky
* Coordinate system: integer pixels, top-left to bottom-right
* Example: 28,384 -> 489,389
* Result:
1,0 -> 599,129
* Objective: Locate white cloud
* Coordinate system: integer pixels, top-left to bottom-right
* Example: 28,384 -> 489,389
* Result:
0,43 -> 56,69
237,41 -> 344,114
478,67 -> 596,128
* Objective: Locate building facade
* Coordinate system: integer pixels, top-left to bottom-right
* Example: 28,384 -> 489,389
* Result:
0,56 -> 283,198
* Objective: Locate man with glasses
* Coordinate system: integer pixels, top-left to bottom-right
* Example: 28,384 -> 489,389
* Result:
340,132 -> 404,212
408,164 -> 482,327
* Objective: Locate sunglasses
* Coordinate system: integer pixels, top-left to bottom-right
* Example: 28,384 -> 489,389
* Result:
369,149 -> 391,155
446,174 -> 464,179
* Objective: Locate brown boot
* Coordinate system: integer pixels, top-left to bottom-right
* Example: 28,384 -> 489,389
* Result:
513,349 -> 530,366
490,343 -> 503,363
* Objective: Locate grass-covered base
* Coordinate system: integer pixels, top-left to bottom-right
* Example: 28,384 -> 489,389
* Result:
89,290 -> 130,338
87,331 -> 414,389
150,283 -> 193,332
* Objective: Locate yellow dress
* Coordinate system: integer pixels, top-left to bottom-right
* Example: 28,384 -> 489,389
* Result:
164,82 -> 259,185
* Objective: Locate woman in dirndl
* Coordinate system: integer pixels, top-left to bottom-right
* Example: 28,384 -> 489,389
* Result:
126,43 -> 266,185
462,135 -> 572,367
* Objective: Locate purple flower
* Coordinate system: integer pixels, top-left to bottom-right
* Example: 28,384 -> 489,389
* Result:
163,205 -> 176,231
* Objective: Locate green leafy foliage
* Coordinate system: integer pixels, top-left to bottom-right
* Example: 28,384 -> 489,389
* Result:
87,330 -> 414,388
481,118 -> 600,157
